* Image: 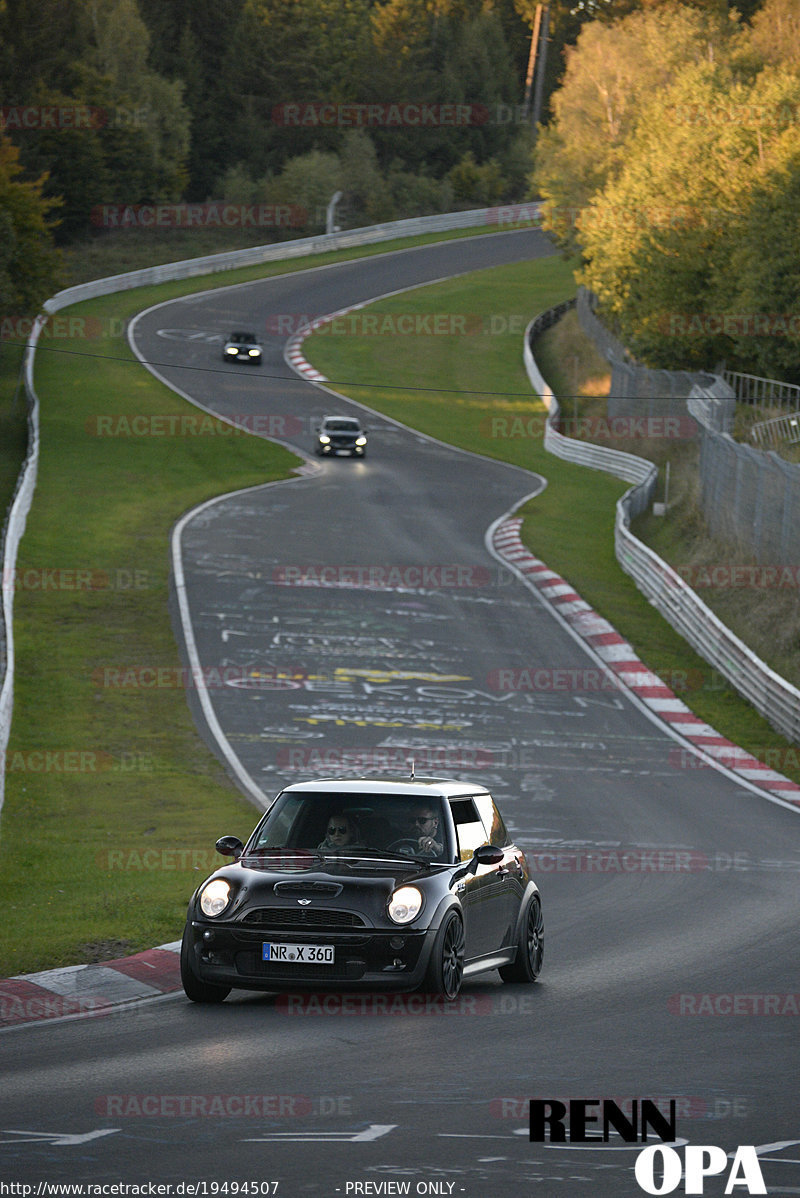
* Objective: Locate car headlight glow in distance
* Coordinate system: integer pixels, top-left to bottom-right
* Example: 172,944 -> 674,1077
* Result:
248,348 -> 259,356
319,435 -> 331,444
388,886 -> 423,924
355,436 -> 367,446
200,878 -> 232,917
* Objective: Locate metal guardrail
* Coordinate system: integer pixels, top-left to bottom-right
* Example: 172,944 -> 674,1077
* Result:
0,205 -> 539,810
750,410 -> 800,447
0,319 -> 43,796
687,379 -> 736,435
724,370 -> 800,412
524,306 -> 800,745
42,207 -> 528,312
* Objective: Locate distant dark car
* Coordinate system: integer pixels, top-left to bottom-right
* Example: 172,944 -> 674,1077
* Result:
180,776 -> 543,1003
315,415 -> 367,457
222,331 -> 262,363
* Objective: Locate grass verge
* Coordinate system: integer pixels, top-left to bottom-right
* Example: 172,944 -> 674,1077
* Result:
0,288 -> 302,975
305,259 -> 800,782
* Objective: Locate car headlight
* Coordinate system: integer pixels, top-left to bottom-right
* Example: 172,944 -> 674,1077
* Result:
199,878 -> 232,917
225,346 -> 237,354
355,436 -> 367,446
248,348 -> 260,356
388,886 -> 423,924
318,435 -> 331,444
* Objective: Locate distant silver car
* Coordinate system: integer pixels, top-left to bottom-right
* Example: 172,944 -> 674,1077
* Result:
316,415 -> 367,457
223,331 -> 262,363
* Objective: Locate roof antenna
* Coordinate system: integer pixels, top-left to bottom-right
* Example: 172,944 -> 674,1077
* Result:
410,758 -> 415,779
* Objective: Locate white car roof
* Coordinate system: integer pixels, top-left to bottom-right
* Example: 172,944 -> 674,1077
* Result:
279,776 -> 490,799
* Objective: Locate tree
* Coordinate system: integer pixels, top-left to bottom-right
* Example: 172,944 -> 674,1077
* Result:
578,62 -> 800,374
724,149 -> 800,381
532,4 -> 741,250
0,134 -> 62,315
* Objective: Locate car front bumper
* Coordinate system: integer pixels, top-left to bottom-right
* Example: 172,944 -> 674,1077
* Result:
184,918 -> 434,992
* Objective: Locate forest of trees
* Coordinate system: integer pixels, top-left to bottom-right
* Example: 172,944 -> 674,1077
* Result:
1,0 -> 797,379
535,0 -> 800,379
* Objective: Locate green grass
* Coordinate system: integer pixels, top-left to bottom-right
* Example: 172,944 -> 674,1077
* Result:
305,259 -> 800,782
0,286 -> 301,975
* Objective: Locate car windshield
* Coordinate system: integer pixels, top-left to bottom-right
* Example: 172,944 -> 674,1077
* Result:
324,420 -> 360,431
231,332 -> 256,343
246,791 -> 453,862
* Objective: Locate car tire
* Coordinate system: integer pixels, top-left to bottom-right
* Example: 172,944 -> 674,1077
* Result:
499,894 -> 544,983
423,910 -> 464,1000
180,925 -> 231,1004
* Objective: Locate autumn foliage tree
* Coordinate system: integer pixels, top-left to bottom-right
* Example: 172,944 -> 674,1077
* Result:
534,0 -> 800,380
0,134 -> 62,317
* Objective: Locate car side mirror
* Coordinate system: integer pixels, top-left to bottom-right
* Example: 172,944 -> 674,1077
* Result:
474,844 -> 504,866
215,835 -> 244,859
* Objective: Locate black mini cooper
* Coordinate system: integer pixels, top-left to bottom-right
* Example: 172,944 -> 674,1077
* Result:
180,776 -> 543,1003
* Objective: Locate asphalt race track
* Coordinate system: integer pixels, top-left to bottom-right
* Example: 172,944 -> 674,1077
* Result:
2,230 -> 799,1198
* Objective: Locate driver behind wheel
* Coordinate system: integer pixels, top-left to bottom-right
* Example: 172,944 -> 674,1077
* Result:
406,807 -> 444,857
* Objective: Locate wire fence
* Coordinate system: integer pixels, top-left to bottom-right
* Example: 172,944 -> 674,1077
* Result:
699,432 -> 800,562
579,291 -> 800,565
526,304 -> 800,746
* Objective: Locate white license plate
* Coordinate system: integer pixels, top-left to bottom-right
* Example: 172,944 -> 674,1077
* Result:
262,942 -> 334,964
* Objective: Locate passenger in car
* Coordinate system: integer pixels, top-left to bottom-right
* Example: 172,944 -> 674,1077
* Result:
318,813 -> 361,850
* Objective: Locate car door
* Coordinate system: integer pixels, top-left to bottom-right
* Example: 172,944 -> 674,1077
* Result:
473,793 -> 524,949
449,797 -> 507,960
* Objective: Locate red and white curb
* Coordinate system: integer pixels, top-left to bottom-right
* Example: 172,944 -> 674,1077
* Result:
285,316 -> 333,382
0,943 -> 182,1029
492,518 -> 800,806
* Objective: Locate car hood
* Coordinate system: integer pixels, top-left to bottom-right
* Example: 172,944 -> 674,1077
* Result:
195,857 -> 446,923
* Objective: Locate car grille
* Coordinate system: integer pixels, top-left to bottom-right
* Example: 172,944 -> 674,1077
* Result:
241,907 -> 367,929
235,952 -> 366,981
